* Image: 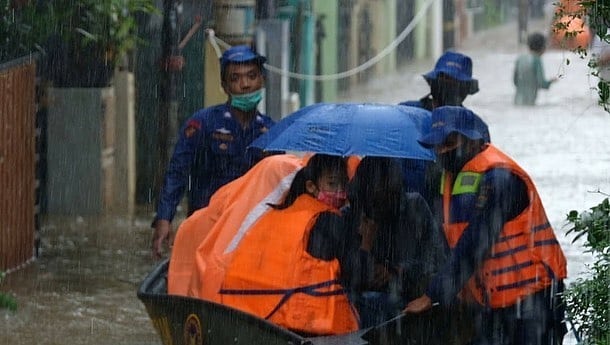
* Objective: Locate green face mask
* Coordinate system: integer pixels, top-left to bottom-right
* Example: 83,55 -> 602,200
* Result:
230,89 -> 263,111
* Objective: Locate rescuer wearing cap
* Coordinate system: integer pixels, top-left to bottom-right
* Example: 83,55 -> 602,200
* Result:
405,106 -> 568,345
400,51 -> 479,111
151,45 -> 275,259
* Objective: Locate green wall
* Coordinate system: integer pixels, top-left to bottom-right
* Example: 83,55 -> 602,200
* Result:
312,1 -> 338,102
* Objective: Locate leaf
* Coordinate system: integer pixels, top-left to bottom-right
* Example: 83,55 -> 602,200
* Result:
0,293 -> 17,311
564,198 -> 610,342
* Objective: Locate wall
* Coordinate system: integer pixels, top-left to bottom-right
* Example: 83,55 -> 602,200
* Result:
46,87 -> 116,215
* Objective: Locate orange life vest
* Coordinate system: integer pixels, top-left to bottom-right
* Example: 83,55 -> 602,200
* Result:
441,144 -> 567,308
219,194 -> 359,335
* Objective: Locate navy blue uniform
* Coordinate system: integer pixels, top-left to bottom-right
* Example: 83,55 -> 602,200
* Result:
154,104 -> 275,222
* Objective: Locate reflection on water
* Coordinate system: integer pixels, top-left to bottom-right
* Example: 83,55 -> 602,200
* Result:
0,212 -> 166,345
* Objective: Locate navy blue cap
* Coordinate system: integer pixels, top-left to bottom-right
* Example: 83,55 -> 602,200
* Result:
418,106 -> 490,148
220,45 -> 266,73
423,51 -> 478,89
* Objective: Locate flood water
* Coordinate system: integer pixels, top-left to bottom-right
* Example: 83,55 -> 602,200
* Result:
0,212 -> 167,345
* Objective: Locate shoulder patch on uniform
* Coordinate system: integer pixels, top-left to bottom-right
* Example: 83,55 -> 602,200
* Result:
184,119 -> 202,138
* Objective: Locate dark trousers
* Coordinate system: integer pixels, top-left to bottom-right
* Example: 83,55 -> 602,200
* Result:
472,282 -> 567,345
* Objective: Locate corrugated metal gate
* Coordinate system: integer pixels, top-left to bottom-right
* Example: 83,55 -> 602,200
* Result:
0,56 -> 36,272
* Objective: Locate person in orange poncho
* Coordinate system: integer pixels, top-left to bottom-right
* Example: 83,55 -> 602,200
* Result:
168,154 -> 303,296
218,154 -> 359,335
168,153 -> 360,297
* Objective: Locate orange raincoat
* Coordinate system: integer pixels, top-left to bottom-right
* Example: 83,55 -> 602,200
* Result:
168,154 -> 303,296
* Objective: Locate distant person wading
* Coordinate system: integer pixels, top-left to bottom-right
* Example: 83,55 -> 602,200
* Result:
513,32 -> 558,106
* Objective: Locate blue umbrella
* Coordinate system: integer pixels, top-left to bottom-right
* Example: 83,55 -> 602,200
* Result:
250,103 -> 435,160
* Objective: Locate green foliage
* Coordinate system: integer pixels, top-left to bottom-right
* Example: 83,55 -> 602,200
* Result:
0,0 -> 51,63
1,0 -> 158,83
579,0 -> 610,39
564,198 -> 610,344
0,271 -> 17,312
51,0 -> 159,65
599,80 -> 610,108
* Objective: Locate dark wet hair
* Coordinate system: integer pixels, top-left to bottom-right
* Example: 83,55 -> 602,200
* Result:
527,32 -> 547,53
348,157 -> 404,222
220,60 -> 265,84
269,154 -> 348,210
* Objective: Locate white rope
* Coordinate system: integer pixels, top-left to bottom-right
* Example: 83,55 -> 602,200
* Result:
206,0 -> 437,81
205,28 -> 225,58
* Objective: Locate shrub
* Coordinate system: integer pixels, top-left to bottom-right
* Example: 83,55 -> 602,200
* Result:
564,198 -> 610,344
0,271 -> 17,311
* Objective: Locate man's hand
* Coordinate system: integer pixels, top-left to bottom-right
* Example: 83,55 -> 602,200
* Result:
403,294 -> 433,313
152,219 -> 173,259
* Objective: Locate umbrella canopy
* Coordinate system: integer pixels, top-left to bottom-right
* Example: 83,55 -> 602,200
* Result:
250,103 -> 435,160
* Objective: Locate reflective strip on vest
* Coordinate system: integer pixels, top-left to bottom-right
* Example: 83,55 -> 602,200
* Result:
224,170 -> 298,254
440,171 -> 483,195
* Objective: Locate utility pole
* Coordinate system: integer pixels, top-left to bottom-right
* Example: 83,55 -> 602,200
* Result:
256,0 -> 276,19
518,0 -> 529,44
156,0 -> 183,198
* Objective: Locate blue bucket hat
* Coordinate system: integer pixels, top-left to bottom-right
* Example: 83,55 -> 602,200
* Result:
220,45 -> 266,75
418,106 -> 490,148
423,51 -> 479,94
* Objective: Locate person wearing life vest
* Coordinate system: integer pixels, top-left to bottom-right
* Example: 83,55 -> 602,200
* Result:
219,154 -> 359,335
168,153 -> 361,298
405,106 -> 568,345
167,154 -> 304,297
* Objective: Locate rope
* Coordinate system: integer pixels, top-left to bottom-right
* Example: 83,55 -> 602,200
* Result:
205,28 -> 226,59
205,0 -> 438,81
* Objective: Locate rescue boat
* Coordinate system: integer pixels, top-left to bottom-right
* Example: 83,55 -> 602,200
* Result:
138,259 -> 423,345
